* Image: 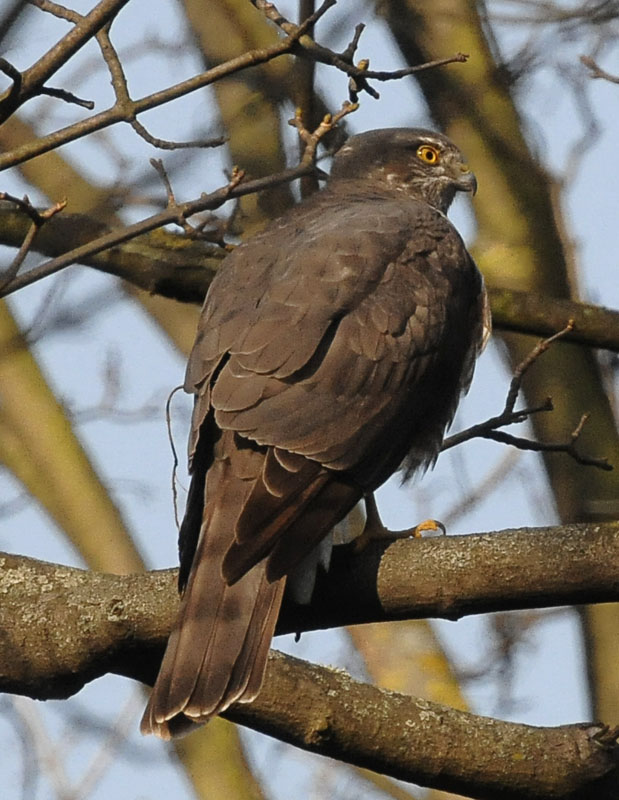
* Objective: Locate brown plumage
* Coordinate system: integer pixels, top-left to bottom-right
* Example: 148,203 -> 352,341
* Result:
141,128 -> 489,738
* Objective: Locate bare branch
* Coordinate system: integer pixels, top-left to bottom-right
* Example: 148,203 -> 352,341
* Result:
581,54 -> 619,84
0,57 -> 21,106
289,101 -> 359,161
0,0 -> 130,123
0,202 -> 223,303
27,0 -> 80,23
444,323 -> 613,470
0,193 -> 66,292
0,0 -> 328,169
1,522 -> 618,798
231,652 -> 618,800
1,201 -> 619,356
253,0 -> 337,35
1,522 -> 618,694
96,25 -> 225,151
253,0 -> 468,100
488,287 -> 619,353
0,31 -> 287,169
0,1 -> 466,170
130,119 -> 226,151
444,325 -> 572,448
506,320 -> 576,411
480,416 -> 613,471
37,84 -> 95,109
0,105 -> 351,297
0,165 -> 296,296
150,157 -> 232,240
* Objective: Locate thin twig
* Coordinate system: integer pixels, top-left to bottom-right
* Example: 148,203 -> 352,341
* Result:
443,321 -> 612,471
149,159 -> 176,206
0,0 -> 464,170
27,0 -> 80,24
580,55 -> 619,84
255,0 -> 337,34
253,0 -> 467,100
0,169 -> 271,295
38,84 -> 94,109
0,57 -> 21,106
289,101 -> 359,163
0,0 -> 130,123
131,119 -> 226,150
481,419 -> 612,471
0,193 -> 66,292
166,385 -> 185,530
151,165 -> 229,244
0,104 -> 351,296
505,320 -> 575,412
96,26 -> 225,152
443,398 -> 554,450
0,0 -> 314,169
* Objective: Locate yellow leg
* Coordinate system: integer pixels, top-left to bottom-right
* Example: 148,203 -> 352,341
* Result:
352,493 -> 446,552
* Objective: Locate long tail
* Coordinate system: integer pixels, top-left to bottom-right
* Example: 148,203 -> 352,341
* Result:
141,431 -> 359,739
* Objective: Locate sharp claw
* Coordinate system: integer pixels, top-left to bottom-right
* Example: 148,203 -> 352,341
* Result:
352,496 -> 447,552
412,519 -> 447,538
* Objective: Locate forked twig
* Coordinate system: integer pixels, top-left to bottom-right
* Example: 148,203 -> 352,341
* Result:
580,55 -> 619,85
254,0 -> 468,101
443,321 -> 612,471
0,193 -> 67,291
289,100 -> 359,165
0,99 -> 355,297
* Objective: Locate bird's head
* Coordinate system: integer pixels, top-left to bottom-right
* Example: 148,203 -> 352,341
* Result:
329,128 -> 477,214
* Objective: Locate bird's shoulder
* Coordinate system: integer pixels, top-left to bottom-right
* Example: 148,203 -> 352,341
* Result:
200,186 -> 463,319
186,188 -> 455,385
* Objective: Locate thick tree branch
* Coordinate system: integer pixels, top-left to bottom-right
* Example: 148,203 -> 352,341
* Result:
0,523 -> 618,798
487,287 -> 619,353
0,203 -> 223,302
0,522 -> 617,700
231,651 -> 618,800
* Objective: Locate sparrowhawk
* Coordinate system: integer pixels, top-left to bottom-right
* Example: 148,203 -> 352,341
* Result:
141,127 -> 489,738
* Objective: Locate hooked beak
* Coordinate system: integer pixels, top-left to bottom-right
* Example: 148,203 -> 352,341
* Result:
453,163 -> 477,195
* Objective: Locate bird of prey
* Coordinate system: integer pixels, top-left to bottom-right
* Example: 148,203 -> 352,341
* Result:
141,128 -> 488,738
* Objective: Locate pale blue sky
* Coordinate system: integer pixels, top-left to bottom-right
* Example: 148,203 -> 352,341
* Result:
1,2 -> 616,797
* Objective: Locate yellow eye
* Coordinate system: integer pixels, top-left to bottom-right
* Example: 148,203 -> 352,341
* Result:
417,145 -> 440,164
